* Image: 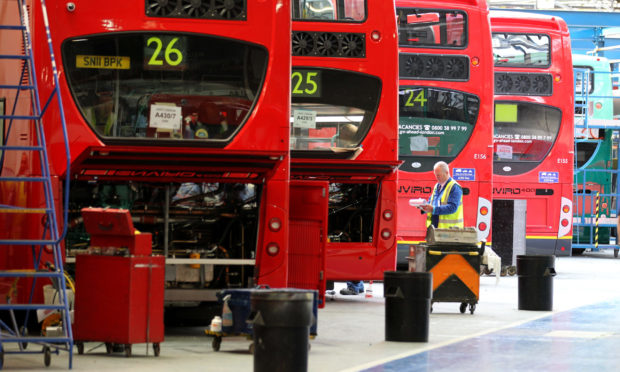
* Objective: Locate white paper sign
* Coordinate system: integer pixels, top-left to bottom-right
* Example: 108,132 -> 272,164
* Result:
496,144 -> 513,159
293,109 -> 316,129
410,136 -> 428,151
149,104 -> 182,130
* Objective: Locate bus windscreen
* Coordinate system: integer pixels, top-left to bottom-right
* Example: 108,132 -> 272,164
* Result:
290,68 -> 381,152
398,87 -> 479,170
396,8 -> 466,48
63,33 -> 267,141
292,0 -> 366,22
494,102 -> 561,164
492,33 -> 550,68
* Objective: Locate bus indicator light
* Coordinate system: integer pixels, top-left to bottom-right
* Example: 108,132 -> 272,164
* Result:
561,219 -> 569,227
562,205 -> 570,213
480,206 -> 488,216
471,57 -> 479,66
478,222 -> 487,232
595,102 -> 603,110
371,31 -> 381,42
554,74 -> 561,82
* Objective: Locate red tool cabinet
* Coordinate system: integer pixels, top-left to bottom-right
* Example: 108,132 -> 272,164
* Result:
74,208 -> 165,356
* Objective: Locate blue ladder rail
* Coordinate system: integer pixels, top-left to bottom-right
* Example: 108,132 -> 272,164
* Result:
0,0 -> 73,369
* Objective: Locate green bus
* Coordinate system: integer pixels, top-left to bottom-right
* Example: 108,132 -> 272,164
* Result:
573,54 -> 615,254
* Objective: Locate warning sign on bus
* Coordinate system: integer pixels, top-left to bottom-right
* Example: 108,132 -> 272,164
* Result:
76,55 -> 130,70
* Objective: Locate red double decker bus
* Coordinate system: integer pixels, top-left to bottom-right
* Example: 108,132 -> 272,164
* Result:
290,0 -> 400,289
1,0 -> 291,305
395,0 -> 494,267
491,11 -> 574,259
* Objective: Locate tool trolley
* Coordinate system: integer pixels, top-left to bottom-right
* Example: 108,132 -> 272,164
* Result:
409,227 -> 482,314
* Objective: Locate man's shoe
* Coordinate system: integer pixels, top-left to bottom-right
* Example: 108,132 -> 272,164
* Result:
340,288 -> 358,295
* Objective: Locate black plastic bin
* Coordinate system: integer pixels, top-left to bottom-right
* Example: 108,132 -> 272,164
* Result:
384,271 -> 433,342
516,255 -> 556,311
251,289 -> 314,372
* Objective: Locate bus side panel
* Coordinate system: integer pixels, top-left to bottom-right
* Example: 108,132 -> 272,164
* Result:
396,179 -> 434,242
254,161 -> 290,287
373,173 -> 398,272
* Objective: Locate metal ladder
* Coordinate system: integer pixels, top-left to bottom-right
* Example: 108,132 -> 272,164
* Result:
0,0 -> 73,368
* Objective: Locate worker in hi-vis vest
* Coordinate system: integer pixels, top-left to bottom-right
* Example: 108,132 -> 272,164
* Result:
420,161 -> 464,228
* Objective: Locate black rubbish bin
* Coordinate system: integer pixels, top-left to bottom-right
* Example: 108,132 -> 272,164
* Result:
251,289 -> 314,372
516,255 -> 556,311
384,271 -> 433,342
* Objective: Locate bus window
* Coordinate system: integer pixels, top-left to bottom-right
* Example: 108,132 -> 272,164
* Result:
396,8 -> 466,48
574,66 -> 594,95
576,141 -> 601,168
398,87 -> 478,166
63,33 -> 267,141
493,102 -> 561,165
290,68 -> 380,152
292,0 -> 366,22
492,33 -> 550,68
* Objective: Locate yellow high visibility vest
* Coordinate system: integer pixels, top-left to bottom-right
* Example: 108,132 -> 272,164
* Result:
426,179 -> 464,228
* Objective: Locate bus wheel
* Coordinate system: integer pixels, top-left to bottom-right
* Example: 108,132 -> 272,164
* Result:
614,249 -> 619,258
572,248 -> 585,256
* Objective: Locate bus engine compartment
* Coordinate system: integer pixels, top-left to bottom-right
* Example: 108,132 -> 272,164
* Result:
66,180 -> 261,302
65,180 -> 378,301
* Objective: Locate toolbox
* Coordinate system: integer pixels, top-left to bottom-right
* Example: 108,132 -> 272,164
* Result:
74,208 -> 164,356
81,207 -> 152,256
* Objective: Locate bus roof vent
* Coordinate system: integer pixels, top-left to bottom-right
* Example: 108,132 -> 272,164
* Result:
145,0 -> 247,20
316,33 -> 340,57
341,33 -> 365,57
292,32 -> 315,56
145,0 -> 177,17
494,72 -> 553,96
404,55 -> 424,77
292,31 -> 366,58
399,53 -> 469,81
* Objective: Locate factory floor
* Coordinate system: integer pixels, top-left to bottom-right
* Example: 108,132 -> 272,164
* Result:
3,250 -> 620,371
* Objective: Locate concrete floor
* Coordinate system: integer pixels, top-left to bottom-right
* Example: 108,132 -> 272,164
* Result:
2,250 -> 620,371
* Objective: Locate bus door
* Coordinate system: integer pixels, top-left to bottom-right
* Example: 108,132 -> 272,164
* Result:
289,180 -> 328,307
491,199 -> 526,272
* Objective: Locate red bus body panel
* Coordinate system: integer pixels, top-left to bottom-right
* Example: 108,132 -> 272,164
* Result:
292,0 -> 400,281
491,11 -> 574,256
396,0 -> 495,252
0,0 -> 292,298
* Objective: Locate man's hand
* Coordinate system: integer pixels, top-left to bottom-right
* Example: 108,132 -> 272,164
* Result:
421,204 -> 433,213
